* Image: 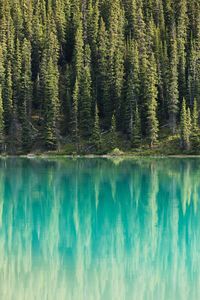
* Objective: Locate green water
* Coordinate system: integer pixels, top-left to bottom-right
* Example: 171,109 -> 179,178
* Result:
0,157 -> 200,300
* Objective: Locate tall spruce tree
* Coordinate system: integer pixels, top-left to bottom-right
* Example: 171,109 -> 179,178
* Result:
145,54 -> 159,148
192,98 -> 199,134
168,24 -> 179,133
3,59 -> 13,134
180,98 -> 191,150
73,19 -> 84,81
107,0 -> 125,124
79,65 -> 92,137
132,104 -> 141,148
110,114 -> 117,149
97,18 -> 110,128
187,107 -> 192,138
91,104 -> 101,151
71,79 -> 79,148
0,86 -> 5,151
20,39 -> 32,150
40,52 -> 59,149
12,37 -> 22,114
176,0 -> 187,101
124,40 -> 140,136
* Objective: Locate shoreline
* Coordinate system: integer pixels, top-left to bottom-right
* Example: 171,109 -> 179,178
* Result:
1,153 -> 200,159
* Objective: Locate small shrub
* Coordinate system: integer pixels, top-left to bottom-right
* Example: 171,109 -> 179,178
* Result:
109,148 -> 124,156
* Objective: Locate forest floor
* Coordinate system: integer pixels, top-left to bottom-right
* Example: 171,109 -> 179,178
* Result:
8,133 -> 199,158
2,131 -> 200,157
45,132 -> 200,157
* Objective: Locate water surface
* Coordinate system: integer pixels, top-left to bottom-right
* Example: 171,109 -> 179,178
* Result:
0,157 -> 200,300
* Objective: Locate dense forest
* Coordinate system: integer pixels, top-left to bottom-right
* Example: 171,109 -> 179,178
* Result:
0,0 -> 200,154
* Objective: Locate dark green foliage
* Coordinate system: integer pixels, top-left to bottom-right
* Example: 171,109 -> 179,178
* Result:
0,86 -> 4,151
97,18 -> 110,127
71,79 -> 79,150
180,99 -> 191,150
168,25 -> 179,133
132,104 -> 141,148
79,65 -> 92,137
109,114 -> 117,149
0,0 -> 199,153
40,53 -> 59,150
192,99 -> 199,135
124,40 -> 140,136
20,39 -> 32,150
145,54 -> 159,148
91,104 -> 102,151
3,60 -> 13,134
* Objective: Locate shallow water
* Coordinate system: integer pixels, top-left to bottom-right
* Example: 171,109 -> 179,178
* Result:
0,157 -> 200,300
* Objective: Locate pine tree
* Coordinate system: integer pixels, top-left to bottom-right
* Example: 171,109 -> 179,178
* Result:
53,0 -> 67,45
79,65 -> 92,137
20,39 -> 32,150
9,36 -> 22,149
87,0 -> 99,52
110,114 -> 117,149
107,0 -> 125,123
196,11 -> 200,103
135,0 -> 147,54
73,20 -> 84,80
0,86 -> 5,151
124,40 -> 140,136
168,24 -> 179,133
192,99 -> 199,134
176,0 -> 188,101
0,46 -> 5,86
91,104 -> 101,151
187,107 -> 192,137
132,104 -> 141,148
12,0 -> 23,38
12,37 -> 22,113
124,0 -> 137,38
97,18 -> 110,128
157,40 -> 169,121
188,41 -> 197,105
41,53 -> 59,149
39,21 -> 60,150
22,0 -> 33,39
180,98 -> 191,150
3,59 -> 13,134
71,79 -> 79,148
146,54 -> 159,148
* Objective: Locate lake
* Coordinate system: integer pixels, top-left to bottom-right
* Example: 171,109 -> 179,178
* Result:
0,157 -> 199,300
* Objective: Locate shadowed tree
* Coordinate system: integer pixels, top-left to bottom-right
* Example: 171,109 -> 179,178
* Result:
91,103 -> 102,151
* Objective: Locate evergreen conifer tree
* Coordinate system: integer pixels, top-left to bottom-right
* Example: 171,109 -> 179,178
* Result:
0,86 -> 5,151
3,60 -> 13,134
146,54 -> 159,148
73,20 -> 84,80
97,18 -> 110,128
132,104 -> 141,148
71,79 -> 79,149
91,104 -> 101,151
124,40 -> 140,136
41,53 -> 59,149
20,39 -> 32,150
180,98 -> 191,150
192,99 -> 199,134
110,114 -> 117,149
168,24 -> 179,133
79,65 -> 92,137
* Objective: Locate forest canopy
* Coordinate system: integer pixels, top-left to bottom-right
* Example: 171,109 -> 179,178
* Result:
0,0 -> 200,153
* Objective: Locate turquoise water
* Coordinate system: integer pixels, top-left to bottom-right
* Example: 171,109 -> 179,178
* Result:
0,158 -> 200,300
